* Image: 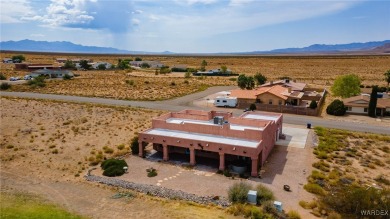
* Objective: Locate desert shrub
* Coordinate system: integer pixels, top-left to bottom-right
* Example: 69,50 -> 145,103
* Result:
314,150 -> 328,159
6,145 -> 14,149
287,210 -> 301,219
327,212 -> 342,219
184,72 -> 191,78
117,144 -> 125,150
101,159 -> 127,177
146,167 -> 157,177
226,204 -> 252,217
304,183 -> 326,196
0,73 -> 6,80
223,169 -> 232,177
310,170 -> 327,180
312,161 -> 330,172
183,80 -> 189,84
63,74 -> 72,80
126,80 -> 134,85
103,146 -> 114,154
28,76 -> 46,87
229,78 -> 237,81
170,81 -> 176,86
0,82 -> 11,90
228,182 -> 252,203
322,184 -> 389,217
262,200 -> 278,215
374,174 -> 390,185
326,99 -> 346,116
255,184 -> 274,204
141,63 -> 150,68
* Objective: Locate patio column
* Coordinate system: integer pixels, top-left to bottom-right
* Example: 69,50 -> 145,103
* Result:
138,141 -> 144,157
251,157 -> 259,177
219,152 -> 225,171
189,148 -> 196,166
163,144 -> 169,161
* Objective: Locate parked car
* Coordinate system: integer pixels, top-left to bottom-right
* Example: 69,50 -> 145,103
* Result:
9,77 -> 17,81
24,75 -> 32,80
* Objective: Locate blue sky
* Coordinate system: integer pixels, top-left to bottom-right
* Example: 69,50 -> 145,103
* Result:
0,0 -> 389,53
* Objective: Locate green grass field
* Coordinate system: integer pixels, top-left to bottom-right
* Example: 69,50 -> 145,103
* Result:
0,192 -> 86,219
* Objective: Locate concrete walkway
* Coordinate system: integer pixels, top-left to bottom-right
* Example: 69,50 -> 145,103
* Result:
276,125 -> 310,149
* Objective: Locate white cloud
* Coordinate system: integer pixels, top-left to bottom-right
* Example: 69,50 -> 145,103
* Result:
229,0 -> 255,6
21,0 -> 95,27
0,0 -> 34,23
132,10 -> 143,14
174,0 -> 218,5
132,18 -> 140,26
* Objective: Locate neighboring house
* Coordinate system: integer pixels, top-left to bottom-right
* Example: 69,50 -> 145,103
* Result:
138,109 -> 283,177
30,69 -> 74,78
343,95 -> 390,117
230,85 -> 305,106
171,64 -> 188,71
3,58 -> 13,63
56,58 -> 67,63
130,61 -> 164,68
196,68 -> 232,74
15,63 -> 61,70
71,58 -> 93,63
260,79 -> 307,91
91,62 -> 112,69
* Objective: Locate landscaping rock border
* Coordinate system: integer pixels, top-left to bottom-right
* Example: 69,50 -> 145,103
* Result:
85,175 -> 231,207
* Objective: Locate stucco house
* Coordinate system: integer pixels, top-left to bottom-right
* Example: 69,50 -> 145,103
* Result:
30,69 -> 74,78
130,61 -> 164,68
343,95 -> 390,117
138,109 -> 283,177
91,62 -> 112,69
230,85 -> 305,107
260,79 -> 307,91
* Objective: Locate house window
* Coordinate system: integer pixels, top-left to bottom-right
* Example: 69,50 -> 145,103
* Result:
347,107 -> 352,111
278,100 -> 282,105
256,99 -> 261,103
216,100 -> 220,102
269,99 -> 273,105
222,100 -> 227,103
364,108 -> 368,112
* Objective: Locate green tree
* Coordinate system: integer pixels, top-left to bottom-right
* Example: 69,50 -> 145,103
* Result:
141,63 -> 150,68
97,64 -> 106,70
0,73 -> 6,80
246,76 -> 255,90
135,57 -> 142,61
79,60 -> 91,70
130,136 -> 139,155
368,86 -> 378,117
11,55 -> 25,63
254,73 -> 267,85
237,74 -> 248,89
249,103 -> 257,111
221,65 -> 227,73
326,99 -> 346,116
384,69 -> 390,92
63,60 -> 76,70
200,60 -> 207,71
117,59 -> 129,70
309,100 -> 318,109
331,74 -> 361,98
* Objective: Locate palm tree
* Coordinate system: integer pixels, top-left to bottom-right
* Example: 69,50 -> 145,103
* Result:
385,69 -> 390,92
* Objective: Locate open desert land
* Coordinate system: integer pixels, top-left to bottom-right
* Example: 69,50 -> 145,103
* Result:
0,97 -> 241,219
1,53 -> 389,101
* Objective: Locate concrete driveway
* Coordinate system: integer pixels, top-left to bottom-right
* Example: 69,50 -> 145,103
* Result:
276,125 -> 310,149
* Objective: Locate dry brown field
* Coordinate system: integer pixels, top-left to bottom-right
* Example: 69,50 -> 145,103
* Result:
0,97 -> 239,219
1,52 -> 389,100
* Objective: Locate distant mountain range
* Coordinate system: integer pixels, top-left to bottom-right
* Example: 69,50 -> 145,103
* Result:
0,39 -> 389,55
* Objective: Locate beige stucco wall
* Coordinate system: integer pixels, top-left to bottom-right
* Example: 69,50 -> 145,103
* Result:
257,93 -> 285,105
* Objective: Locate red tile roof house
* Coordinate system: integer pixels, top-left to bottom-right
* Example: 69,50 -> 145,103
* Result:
138,109 -> 283,177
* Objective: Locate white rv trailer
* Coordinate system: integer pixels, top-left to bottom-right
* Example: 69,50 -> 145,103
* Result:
214,96 -> 237,107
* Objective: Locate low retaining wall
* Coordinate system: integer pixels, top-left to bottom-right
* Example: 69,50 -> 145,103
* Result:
85,175 -> 230,207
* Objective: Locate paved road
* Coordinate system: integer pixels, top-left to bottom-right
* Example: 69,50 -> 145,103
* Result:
1,90 -> 389,135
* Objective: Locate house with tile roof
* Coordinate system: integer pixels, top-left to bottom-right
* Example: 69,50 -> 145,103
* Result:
343,95 -> 390,117
230,85 -> 305,107
229,81 -> 326,116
